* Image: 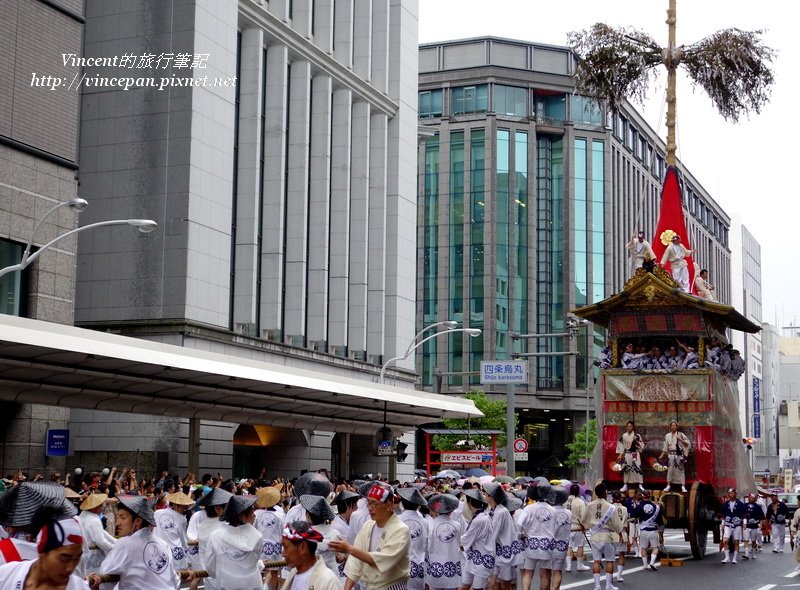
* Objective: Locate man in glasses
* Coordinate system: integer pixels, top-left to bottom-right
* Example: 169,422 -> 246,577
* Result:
330,483 -> 411,590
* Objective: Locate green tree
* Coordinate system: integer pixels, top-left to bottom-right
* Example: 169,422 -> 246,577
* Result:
565,419 -> 598,468
431,390 -> 515,451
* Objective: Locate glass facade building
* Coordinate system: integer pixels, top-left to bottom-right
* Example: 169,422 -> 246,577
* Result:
417,37 -> 734,472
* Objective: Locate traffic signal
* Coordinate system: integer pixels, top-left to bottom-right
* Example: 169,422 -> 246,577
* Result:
396,440 -> 409,462
742,437 -> 755,450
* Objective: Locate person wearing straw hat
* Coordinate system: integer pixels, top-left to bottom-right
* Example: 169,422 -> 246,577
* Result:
87,495 -> 179,589
255,486 -> 284,590
77,493 -> 115,574
205,495 -> 264,590
153,491 -> 193,571
0,514 -> 87,589
425,493 -> 463,590
397,487 -> 428,590
284,473 -> 333,530
301,494 -> 341,576
281,520 -> 341,590
329,482 -> 410,590
190,488 -> 233,590
0,480 -> 78,564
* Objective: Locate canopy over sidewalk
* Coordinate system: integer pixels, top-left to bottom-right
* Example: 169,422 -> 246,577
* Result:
0,315 -> 482,435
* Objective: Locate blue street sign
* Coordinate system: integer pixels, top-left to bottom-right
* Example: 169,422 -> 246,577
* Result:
753,414 -> 761,439
753,377 -> 761,414
46,429 -> 70,457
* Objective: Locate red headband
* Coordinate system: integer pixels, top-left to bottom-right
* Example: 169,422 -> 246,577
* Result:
367,484 -> 392,503
282,524 -> 323,543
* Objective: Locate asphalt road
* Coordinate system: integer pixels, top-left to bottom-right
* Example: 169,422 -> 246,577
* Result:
561,530 -> 800,590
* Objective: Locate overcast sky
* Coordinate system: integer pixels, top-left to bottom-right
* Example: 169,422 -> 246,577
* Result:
419,0 -> 799,329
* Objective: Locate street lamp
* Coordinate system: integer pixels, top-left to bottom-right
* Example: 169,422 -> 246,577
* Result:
379,325 -> 481,384
567,315 -> 592,481
0,198 -> 157,279
378,323 -> 481,480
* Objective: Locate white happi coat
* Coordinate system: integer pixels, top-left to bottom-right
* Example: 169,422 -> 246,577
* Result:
660,243 -> 692,291
490,504 -> 518,569
205,523 -> 265,590
626,237 -> 656,276
185,509 -> 207,566
98,527 -> 179,590
425,514 -> 463,589
195,517 -> 226,590
314,521 -> 343,576
663,431 -> 691,485
254,507 -> 283,560
0,559 -> 89,589
551,505 -> 571,565
346,500 -> 370,544
616,431 -> 644,484
460,509 -> 494,577
518,501 -> 554,561
153,507 -> 189,569
398,509 -> 428,589
78,510 -> 116,574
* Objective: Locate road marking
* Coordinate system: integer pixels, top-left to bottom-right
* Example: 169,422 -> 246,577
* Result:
755,585 -> 776,590
786,569 -> 800,578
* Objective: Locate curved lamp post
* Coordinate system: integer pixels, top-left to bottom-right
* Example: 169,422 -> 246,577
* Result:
379,326 -> 482,384
0,198 -> 157,279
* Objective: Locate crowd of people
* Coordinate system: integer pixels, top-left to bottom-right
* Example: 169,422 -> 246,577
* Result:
2,467 -> 799,590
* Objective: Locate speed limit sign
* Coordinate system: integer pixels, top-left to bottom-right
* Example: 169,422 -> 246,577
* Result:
513,438 -> 528,453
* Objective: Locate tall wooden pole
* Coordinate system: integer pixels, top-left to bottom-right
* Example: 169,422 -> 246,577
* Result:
665,0 -> 678,166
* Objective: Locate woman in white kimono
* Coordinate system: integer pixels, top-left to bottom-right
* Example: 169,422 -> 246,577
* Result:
192,488 -> 232,590
616,421 -> 645,492
77,493 -> 115,575
0,515 -> 88,589
483,483 -> 516,590
86,495 -> 180,589
397,487 -> 429,590
205,495 -> 265,590
659,420 -> 691,492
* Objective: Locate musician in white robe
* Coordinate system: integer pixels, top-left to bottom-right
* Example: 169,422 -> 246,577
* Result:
694,269 -> 716,301
579,484 -> 624,590
659,421 -> 691,492
626,232 -> 656,277
425,494 -> 463,590
615,421 -> 645,492
255,486 -> 285,590
87,495 -> 179,589
660,234 -> 692,292
193,488 -> 232,590
483,483 -> 515,590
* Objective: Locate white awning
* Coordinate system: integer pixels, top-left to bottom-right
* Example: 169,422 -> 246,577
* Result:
0,315 -> 482,435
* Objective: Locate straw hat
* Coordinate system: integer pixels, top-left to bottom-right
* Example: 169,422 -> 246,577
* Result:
196,488 -> 233,508
80,493 -> 108,511
0,481 -> 77,527
482,482 -> 508,506
507,496 -> 523,512
117,495 -> 156,526
255,487 -> 281,509
331,490 -> 359,505
461,488 -> 487,506
63,487 -> 81,499
165,492 -> 194,506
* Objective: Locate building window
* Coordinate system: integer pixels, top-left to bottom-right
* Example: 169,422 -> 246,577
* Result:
570,95 -> 603,125
421,136 -> 440,385
495,85 -> 528,116
533,92 -> 566,123
419,89 -> 443,119
0,239 -> 27,317
451,85 -> 488,116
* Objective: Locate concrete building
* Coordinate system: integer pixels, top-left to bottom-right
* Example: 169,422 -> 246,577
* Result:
762,323 -> 781,458
780,328 -> 800,481
416,36 -> 734,474
0,0 -> 487,482
0,0 -> 84,476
